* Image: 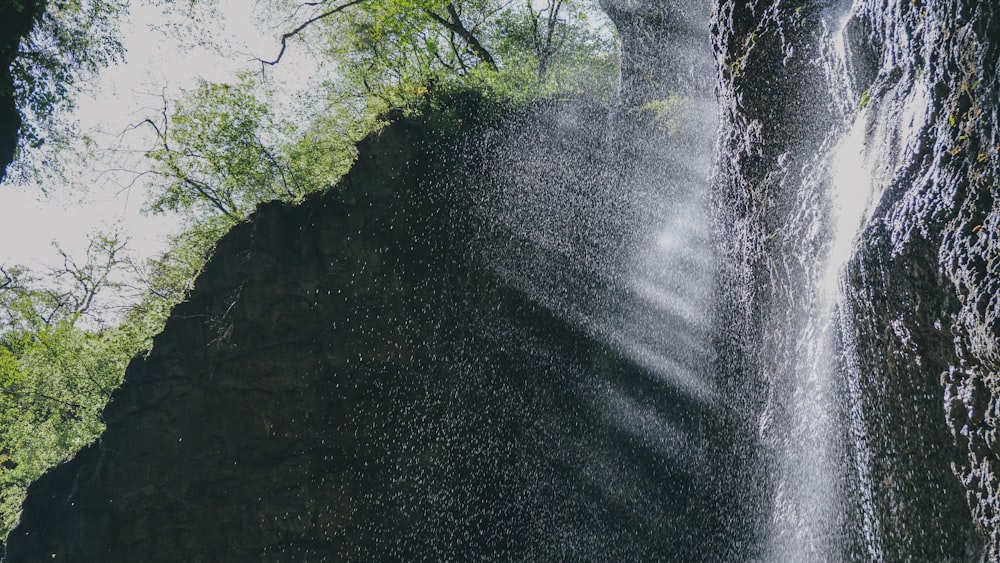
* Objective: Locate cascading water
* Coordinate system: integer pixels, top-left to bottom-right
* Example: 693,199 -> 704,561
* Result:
766,13 -> 883,557
736,0 -> 988,558
767,99 -> 882,560
707,0 -> 929,558
828,48 -> 939,560
826,111 -> 885,560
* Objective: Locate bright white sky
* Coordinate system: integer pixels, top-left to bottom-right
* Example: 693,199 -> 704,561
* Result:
0,0 -> 319,271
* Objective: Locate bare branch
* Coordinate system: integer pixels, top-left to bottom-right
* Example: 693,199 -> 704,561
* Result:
258,0 -> 367,69
254,132 -> 297,199
0,265 -> 13,291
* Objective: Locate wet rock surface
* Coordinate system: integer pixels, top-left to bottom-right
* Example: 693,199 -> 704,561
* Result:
844,0 -> 1000,557
599,0 -> 714,107
711,0 -> 853,557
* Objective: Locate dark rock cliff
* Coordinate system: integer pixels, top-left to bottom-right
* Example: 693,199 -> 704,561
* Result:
2,96 -> 717,561
599,0 -> 714,107
843,0 -> 1000,557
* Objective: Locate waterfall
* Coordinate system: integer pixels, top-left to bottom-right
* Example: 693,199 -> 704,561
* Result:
767,109 -> 880,560
828,70 -> 934,561
829,112 -> 884,561
762,3 -> 951,557
750,5 -> 882,558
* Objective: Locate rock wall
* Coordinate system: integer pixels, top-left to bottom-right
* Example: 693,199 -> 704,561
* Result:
2,95 -> 718,561
712,0 -> 998,558
599,0 -> 714,107
843,0 -> 1000,557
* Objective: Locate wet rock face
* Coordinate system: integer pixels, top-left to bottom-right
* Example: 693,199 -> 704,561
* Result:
844,0 -> 1000,557
712,0 -> 996,558
2,98 -> 715,561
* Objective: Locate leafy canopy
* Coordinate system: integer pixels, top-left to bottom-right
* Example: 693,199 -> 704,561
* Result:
0,232 -> 159,536
140,0 -> 618,225
305,0 -> 619,105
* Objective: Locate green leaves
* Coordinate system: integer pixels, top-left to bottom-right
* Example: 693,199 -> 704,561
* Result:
0,346 -> 19,388
12,0 -> 127,153
308,0 -> 617,113
0,232 -> 153,536
636,93 -> 692,134
0,318 -> 142,535
138,0 -> 618,231
145,74 -> 349,223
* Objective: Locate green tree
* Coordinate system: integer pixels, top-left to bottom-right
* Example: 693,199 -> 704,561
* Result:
14,0 -> 128,142
123,216 -> 230,328
143,74 -> 354,223
2,0 -> 129,181
0,232 -> 154,536
1,0 -> 214,181
138,0 -> 616,225
265,0 -> 618,104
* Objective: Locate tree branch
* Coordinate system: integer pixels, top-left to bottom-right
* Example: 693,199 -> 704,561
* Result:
0,265 -> 13,291
258,0 -> 368,69
423,3 -> 498,71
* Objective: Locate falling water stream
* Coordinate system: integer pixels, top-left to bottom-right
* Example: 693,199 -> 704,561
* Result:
765,4 -> 940,557
768,109 -> 880,560
762,10 -> 878,557
486,4 -> 901,558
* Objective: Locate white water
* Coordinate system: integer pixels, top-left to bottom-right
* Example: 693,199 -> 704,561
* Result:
834,76 -> 933,561
768,110 -> 880,562
767,5 -> 937,552
767,6 -> 884,555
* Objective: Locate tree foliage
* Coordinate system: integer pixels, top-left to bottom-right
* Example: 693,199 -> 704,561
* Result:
140,0 -> 617,224
143,75 -> 355,222
0,232 -> 159,536
306,0 -> 619,105
10,0 -> 127,157
3,0 -> 213,179
0,316 -> 148,532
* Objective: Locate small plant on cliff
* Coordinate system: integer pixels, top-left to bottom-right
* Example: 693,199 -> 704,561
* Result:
859,88 -> 871,110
